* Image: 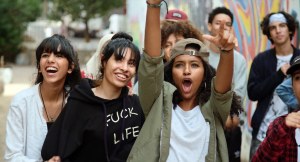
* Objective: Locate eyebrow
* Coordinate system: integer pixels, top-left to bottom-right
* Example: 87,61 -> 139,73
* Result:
269,22 -> 287,27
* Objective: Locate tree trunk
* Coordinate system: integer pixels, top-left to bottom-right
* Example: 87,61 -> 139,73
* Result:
84,18 -> 90,42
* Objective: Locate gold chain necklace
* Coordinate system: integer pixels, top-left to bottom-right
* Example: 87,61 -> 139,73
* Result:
39,84 -> 65,122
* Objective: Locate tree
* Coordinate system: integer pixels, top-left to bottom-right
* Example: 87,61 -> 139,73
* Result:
0,0 -> 41,63
51,0 -> 123,42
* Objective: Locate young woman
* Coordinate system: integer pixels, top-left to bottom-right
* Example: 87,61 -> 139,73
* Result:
41,32 -> 144,162
4,34 -> 81,162
127,1 -> 237,162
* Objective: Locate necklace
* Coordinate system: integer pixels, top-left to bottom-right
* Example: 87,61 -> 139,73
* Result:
39,84 -> 65,122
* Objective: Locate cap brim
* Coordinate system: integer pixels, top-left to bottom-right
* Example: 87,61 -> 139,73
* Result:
287,64 -> 300,75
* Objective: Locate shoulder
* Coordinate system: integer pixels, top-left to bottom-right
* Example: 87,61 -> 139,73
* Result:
127,94 -> 140,105
255,49 -> 275,59
9,84 -> 40,114
11,84 -> 39,104
294,47 -> 300,53
251,49 -> 276,66
70,78 -> 93,95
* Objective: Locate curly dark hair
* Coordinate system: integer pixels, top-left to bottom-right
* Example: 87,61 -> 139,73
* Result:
164,56 -> 243,117
230,92 -> 243,117
160,20 -> 204,48
260,11 -> 297,44
35,34 -> 81,90
208,6 -> 234,25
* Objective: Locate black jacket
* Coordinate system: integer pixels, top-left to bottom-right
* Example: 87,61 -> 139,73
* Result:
247,46 -> 300,138
42,79 -> 144,162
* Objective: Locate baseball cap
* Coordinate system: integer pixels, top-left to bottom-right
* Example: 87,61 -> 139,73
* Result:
168,38 -> 209,64
287,56 -> 300,75
165,9 -> 188,21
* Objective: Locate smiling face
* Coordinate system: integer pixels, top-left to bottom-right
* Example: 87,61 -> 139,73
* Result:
39,46 -> 72,85
269,21 -> 290,46
102,48 -> 136,89
172,53 -> 204,102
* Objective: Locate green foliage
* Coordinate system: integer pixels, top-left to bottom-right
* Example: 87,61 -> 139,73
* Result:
50,0 -> 123,41
52,0 -> 123,19
0,0 -> 41,63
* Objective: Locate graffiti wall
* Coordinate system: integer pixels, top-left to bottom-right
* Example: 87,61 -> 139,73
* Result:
126,0 -> 300,130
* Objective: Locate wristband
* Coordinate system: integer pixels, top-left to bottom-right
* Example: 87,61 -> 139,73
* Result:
146,1 -> 162,8
219,47 -> 234,54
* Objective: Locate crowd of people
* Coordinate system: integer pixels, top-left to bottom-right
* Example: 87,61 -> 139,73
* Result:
3,0 -> 300,161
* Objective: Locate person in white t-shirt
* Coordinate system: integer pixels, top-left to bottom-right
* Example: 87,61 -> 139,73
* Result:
247,11 -> 300,160
207,7 -> 246,161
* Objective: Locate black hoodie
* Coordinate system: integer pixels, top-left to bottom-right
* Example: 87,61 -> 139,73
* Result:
42,79 -> 145,162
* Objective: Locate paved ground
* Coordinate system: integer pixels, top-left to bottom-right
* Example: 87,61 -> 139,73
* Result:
0,65 -> 252,162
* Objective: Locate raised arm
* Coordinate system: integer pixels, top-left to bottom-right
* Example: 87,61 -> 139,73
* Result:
144,0 -> 161,56
138,0 -> 164,116
203,23 -> 236,93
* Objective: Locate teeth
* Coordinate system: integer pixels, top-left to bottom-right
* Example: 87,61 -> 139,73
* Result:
46,67 -> 57,71
116,74 -> 126,79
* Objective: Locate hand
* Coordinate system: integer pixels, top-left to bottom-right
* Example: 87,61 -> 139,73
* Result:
47,156 -> 61,162
280,63 -> 290,75
203,21 -> 238,52
285,111 -> 300,128
225,115 -> 240,130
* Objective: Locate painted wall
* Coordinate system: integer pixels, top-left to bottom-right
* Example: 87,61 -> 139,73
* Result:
126,0 -> 300,130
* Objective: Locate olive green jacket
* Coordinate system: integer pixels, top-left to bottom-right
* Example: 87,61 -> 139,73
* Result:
128,52 -> 232,162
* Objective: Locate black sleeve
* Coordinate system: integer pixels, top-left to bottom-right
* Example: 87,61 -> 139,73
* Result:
247,56 -> 285,101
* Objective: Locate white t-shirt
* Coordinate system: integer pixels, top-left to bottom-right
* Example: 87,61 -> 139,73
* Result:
295,128 -> 300,162
208,49 -> 247,100
257,54 -> 292,141
166,105 -> 210,162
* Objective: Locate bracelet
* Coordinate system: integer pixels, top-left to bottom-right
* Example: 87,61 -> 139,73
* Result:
146,1 -> 162,8
219,47 -> 234,54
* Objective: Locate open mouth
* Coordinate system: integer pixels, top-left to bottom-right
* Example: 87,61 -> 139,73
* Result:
182,79 -> 192,93
116,73 -> 128,81
46,67 -> 58,73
